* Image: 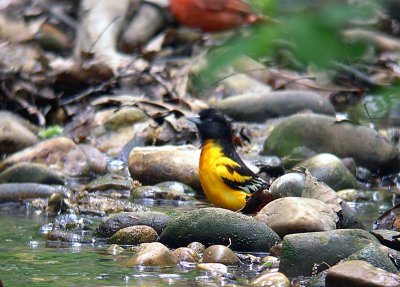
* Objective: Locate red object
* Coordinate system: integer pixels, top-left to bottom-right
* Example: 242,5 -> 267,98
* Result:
169,0 -> 260,32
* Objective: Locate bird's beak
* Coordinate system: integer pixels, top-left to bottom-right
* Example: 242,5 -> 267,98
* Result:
187,116 -> 201,126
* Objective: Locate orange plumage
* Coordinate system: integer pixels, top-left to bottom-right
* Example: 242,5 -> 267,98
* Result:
169,0 -> 260,32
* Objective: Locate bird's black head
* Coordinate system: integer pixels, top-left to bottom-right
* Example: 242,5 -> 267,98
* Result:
188,108 -> 233,143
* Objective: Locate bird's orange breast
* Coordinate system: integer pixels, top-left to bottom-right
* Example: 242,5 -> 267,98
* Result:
199,140 -> 247,211
169,0 -> 258,32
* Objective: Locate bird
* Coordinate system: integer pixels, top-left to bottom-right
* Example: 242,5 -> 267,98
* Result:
188,108 -> 272,213
169,0 -> 262,32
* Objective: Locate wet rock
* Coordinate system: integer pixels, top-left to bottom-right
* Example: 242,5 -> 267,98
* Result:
188,242 -> 206,256
326,260 -> 400,287
63,144 -> 108,176
263,114 -> 400,173
261,256 -> 280,269
155,181 -> 197,196
0,111 -> 38,154
249,272 -> 290,287
0,183 -> 69,203
95,211 -> 171,237
255,197 -> 337,238
270,170 -> 342,213
84,174 -> 135,197
295,153 -> 358,190
159,207 -> 280,252
76,194 -> 145,216
202,245 -> 239,265
0,137 -> 107,177
125,242 -> 178,266
131,185 -> 194,201
197,263 -> 228,275
46,192 -> 68,214
269,172 -> 305,198
107,244 -> 125,255
346,243 -> 398,273
107,225 -> 158,245
338,201 -> 365,230
0,163 -> 64,185
214,91 -> 335,122
52,214 -> 88,231
0,137 -> 75,172
129,145 -> 201,191
269,171 -> 363,229
337,189 -> 391,203
279,229 -> 379,277
45,230 -> 84,243
173,247 -> 200,263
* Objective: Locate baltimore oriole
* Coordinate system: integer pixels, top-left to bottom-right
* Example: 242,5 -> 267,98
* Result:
188,108 -> 272,214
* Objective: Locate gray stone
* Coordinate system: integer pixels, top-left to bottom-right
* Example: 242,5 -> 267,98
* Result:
95,211 -> 171,237
296,153 -> 358,190
159,207 -> 280,252
279,229 -> 379,277
255,197 -> 337,237
214,91 -> 335,122
263,114 -> 400,173
326,260 -> 400,287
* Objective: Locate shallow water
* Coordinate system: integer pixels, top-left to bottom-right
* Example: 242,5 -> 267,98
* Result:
0,194 -> 388,287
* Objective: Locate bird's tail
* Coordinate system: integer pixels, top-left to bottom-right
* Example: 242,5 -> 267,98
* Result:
239,187 -> 273,214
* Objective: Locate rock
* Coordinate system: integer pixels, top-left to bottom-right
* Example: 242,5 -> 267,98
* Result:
84,174 -> 135,195
120,3 -> 167,52
131,185 -> 194,201
103,107 -> 148,131
129,145 -> 201,191
295,153 -> 358,190
173,247 -> 200,263
155,181 -> 197,196
337,201 -> 365,230
0,183 -> 69,203
214,90 -> 335,122
62,144 -> 108,176
0,137 -> 107,177
255,197 -> 337,237
346,243 -> 398,273
77,194 -> 144,216
107,225 -> 158,245
249,272 -> 290,287
125,242 -> 177,266
270,170 -> 342,213
47,192 -> 67,214
107,244 -> 125,255
269,171 -> 363,229
261,256 -> 280,269
187,242 -> 206,255
279,229 -> 380,277
326,260 -> 400,287
202,245 -> 239,265
0,163 -> 64,185
0,110 -> 38,153
197,263 -> 228,275
0,137 -> 75,172
263,114 -> 400,173
45,230 -> 84,243
269,172 -> 305,198
159,207 -> 280,252
95,211 -> 171,237
91,107 -> 149,156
